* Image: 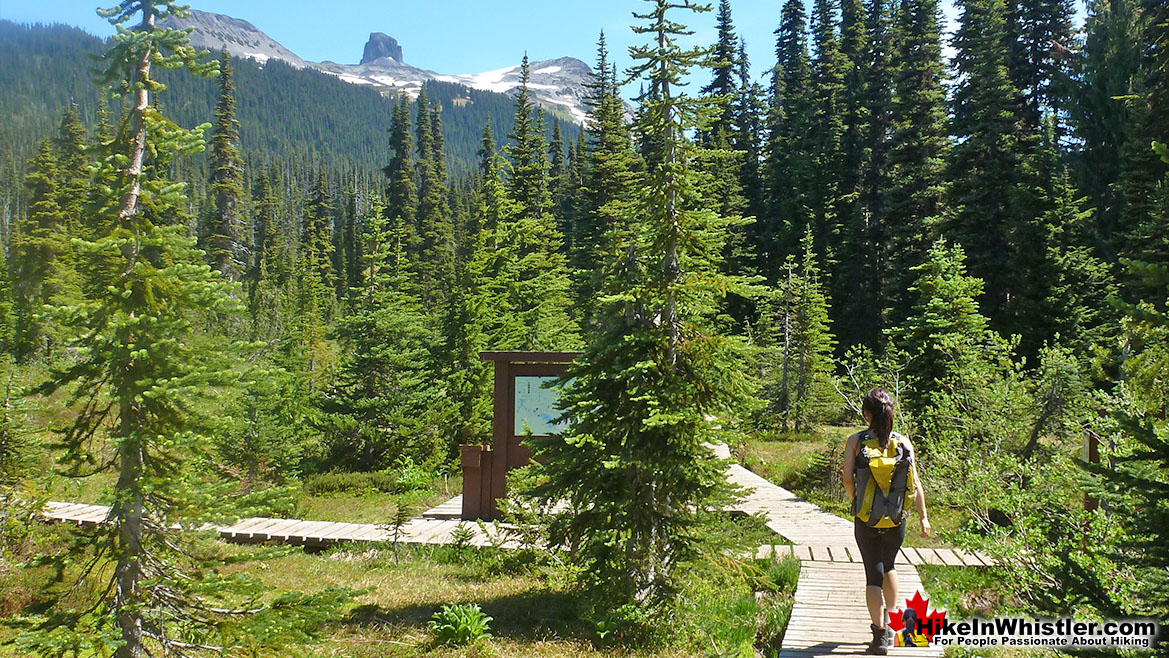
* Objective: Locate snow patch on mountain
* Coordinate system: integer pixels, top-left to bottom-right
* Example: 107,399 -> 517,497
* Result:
160,9 -> 595,125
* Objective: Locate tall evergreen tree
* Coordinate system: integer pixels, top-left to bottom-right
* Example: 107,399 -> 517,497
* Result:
321,193 -> 452,470
808,0 -> 849,259
882,0 -> 948,327
412,88 -> 455,306
300,170 -> 337,317
731,37 -> 766,224
760,228 -> 837,432
204,48 -> 247,282
579,33 -> 640,324
507,56 -> 552,224
890,239 -> 1000,419
9,140 -> 79,358
833,0 -> 879,349
763,0 -> 815,272
1007,121 -> 1118,357
19,3 -> 346,655
701,0 -> 739,143
1005,0 -> 1074,129
383,93 -> 418,262
500,56 -> 579,349
1068,0 -> 1150,259
948,0 -> 1024,328
54,103 -> 89,240
531,0 -> 751,607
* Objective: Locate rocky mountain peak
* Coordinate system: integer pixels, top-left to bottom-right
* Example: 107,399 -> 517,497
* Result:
159,8 -> 308,68
361,32 -> 403,65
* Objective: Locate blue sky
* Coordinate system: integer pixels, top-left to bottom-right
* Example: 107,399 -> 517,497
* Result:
0,0 -> 964,88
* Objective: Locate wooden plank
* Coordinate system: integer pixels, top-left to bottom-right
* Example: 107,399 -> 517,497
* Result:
899,547 -> 923,566
238,518 -> 286,539
915,548 -> 946,566
950,548 -> 981,567
808,545 -> 832,562
223,518 -> 270,536
971,550 -> 997,567
285,521 -> 335,542
933,547 -> 965,567
311,522 -> 364,542
262,519 -> 313,539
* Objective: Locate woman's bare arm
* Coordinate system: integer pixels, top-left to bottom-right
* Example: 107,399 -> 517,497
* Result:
842,433 -> 859,501
906,438 -> 931,536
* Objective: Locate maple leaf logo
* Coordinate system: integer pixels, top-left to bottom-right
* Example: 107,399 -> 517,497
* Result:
888,590 -> 947,643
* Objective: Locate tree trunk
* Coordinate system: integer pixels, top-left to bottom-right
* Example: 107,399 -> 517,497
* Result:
113,11 -> 154,658
114,428 -> 145,658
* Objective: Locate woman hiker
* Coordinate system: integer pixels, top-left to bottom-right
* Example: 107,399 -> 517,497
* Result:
842,388 -> 931,655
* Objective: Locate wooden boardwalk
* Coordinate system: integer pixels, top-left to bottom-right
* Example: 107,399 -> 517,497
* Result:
757,543 -> 994,567
42,500 -> 514,549
779,561 -> 943,658
43,449 -> 984,657
723,449 -> 965,657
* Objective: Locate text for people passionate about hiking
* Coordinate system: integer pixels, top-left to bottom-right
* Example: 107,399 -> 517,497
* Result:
891,590 -> 1160,650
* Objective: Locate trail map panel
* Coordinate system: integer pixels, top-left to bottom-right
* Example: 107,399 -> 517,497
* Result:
514,376 -> 566,436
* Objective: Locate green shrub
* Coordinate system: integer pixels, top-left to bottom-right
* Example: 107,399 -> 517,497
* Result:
428,603 -> 492,645
302,471 -> 400,495
389,455 -> 431,492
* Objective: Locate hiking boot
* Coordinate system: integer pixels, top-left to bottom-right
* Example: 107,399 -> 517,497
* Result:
868,624 -> 890,655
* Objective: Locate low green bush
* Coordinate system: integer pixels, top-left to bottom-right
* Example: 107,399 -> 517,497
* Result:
302,471 -> 400,495
428,602 -> 493,645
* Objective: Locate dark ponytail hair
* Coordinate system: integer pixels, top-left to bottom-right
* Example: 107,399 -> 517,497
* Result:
862,388 -> 895,448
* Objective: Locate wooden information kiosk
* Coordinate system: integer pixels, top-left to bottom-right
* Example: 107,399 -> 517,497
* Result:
459,351 -> 579,520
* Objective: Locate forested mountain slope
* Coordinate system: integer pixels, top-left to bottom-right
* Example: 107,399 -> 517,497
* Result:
0,21 -> 578,180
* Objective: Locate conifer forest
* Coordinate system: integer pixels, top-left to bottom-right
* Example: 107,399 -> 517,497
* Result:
0,0 -> 1167,656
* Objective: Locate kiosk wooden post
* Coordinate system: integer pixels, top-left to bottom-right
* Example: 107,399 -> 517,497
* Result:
460,351 -> 579,520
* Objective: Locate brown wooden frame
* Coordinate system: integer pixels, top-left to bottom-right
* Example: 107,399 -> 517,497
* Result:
460,351 -> 580,520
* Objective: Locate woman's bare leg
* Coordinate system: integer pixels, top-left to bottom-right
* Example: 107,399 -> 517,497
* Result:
882,569 -> 900,625
866,585 -> 885,627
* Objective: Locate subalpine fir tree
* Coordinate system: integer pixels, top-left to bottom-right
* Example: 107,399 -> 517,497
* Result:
731,38 -> 767,225
10,140 -> 80,359
508,55 -> 552,223
413,88 -> 455,306
1068,0 -> 1147,255
760,228 -> 837,432
441,169 -> 493,447
883,0 -> 948,328
531,0 -> 752,607
889,239 -> 999,419
808,0 -> 849,260
471,121 -> 525,349
500,56 -> 579,350
339,182 -> 362,301
247,167 -> 296,345
948,0 -> 1025,329
384,94 -> 418,264
579,32 -> 640,325
300,170 -> 337,317
763,0 -> 815,273
19,3 -> 347,655
54,104 -> 89,240
1007,121 -> 1117,357
1005,0 -> 1074,130
204,48 -> 248,282
697,2 -> 749,283
834,0 -> 879,349
701,0 -> 739,143
320,193 -> 453,470
548,118 -> 574,248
